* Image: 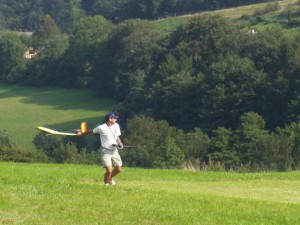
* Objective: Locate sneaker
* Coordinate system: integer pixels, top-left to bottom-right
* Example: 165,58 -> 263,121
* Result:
109,178 -> 116,186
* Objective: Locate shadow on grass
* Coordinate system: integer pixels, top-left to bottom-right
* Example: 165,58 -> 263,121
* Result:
0,83 -> 115,111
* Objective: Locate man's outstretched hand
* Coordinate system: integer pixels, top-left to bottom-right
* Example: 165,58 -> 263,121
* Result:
77,130 -> 93,136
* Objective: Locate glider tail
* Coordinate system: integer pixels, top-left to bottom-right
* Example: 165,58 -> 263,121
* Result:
81,121 -> 88,134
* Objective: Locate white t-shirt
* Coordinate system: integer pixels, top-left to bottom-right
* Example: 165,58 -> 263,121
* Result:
93,123 -> 121,149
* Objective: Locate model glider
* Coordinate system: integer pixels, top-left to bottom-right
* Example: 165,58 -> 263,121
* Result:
38,122 -> 88,136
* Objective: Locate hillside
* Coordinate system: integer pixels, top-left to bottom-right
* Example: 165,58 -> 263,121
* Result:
207,0 -> 298,19
153,0 -> 300,34
1,0 -> 300,153
0,83 -> 115,149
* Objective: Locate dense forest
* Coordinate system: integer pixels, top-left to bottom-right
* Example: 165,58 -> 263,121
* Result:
1,0 -> 300,171
0,0 -> 273,32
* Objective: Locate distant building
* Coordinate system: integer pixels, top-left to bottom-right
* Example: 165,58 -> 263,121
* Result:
24,48 -> 37,59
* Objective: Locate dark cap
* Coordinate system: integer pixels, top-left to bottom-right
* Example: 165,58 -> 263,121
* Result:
105,112 -> 119,119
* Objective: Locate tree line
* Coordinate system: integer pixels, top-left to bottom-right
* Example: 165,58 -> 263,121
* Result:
0,0 -> 272,33
1,10 -> 300,170
1,112 -> 300,171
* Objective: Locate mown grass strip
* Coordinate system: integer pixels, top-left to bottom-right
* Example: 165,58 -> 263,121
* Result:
1,162 -> 299,225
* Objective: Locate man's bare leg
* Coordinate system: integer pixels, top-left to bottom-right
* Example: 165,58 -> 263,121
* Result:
104,166 -> 113,184
104,166 -> 121,185
111,166 -> 121,179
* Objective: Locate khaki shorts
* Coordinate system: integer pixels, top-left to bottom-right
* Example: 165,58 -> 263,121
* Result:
101,148 -> 122,167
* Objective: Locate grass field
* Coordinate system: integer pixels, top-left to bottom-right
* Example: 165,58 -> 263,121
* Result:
0,83 -> 115,150
1,162 -> 300,225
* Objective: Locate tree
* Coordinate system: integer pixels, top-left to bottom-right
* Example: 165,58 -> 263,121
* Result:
123,116 -> 185,167
208,127 -> 240,169
62,135 -> 88,151
287,33 -> 300,123
0,129 -> 14,150
209,127 -> 232,153
32,15 -> 66,58
53,142 -> 83,164
240,26 -> 296,129
139,15 -> 242,132
233,112 -> 269,165
0,129 -> 47,162
153,137 -> 185,169
148,54 -> 198,127
0,32 -> 26,83
200,54 -> 266,131
23,15 -> 67,86
184,128 -> 210,161
88,0 -> 122,21
112,18 -> 163,100
257,132 -> 294,171
120,147 -> 151,168
57,15 -> 113,87
121,0 -> 154,19
276,122 -> 300,169
33,132 -> 61,160
90,19 -> 163,99
168,14 -> 239,73
37,0 -> 85,33
0,0 -> 83,32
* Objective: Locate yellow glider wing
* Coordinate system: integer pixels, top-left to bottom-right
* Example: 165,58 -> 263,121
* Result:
38,126 -> 77,136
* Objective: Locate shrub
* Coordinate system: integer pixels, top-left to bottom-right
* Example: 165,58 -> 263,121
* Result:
0,129 -> 14,150
153,137 -> 185,169
0,147 -> 47,162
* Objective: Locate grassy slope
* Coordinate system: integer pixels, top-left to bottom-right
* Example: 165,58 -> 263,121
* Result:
207,0 -> 299,19
0,83 -> 115,149
153,0 -> 300,35
1,162 -> 300,225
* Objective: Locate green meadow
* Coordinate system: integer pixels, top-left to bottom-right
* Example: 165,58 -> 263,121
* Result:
2,2 -> 300,224
0,83 -> 115,149
1,162 -> 300,225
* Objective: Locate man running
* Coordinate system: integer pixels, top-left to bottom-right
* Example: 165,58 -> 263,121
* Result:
82,112 -> 123,186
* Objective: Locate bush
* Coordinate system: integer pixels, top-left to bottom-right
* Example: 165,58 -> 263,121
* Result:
120,147 -> 152,168
153,137 -> 185,169
0,129 -> 47,162
53,142 -> 84,164
0,129 -> 14,149
0,147 -> 47,162
208,151 -> 240,169
256,133 -> 294,171
33,132 -> 61,159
